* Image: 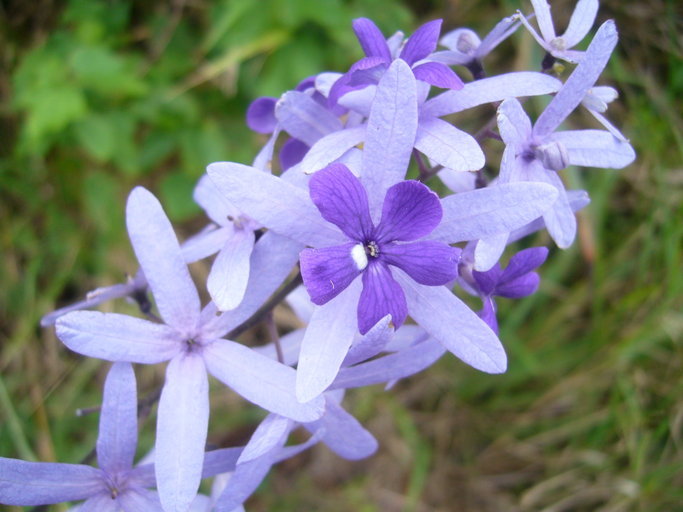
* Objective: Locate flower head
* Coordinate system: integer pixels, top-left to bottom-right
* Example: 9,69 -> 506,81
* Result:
300,163 -> 459,334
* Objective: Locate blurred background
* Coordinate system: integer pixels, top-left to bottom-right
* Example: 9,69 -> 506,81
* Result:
0,0 -> 681,510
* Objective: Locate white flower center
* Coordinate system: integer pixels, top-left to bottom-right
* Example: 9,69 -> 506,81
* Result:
351,243 -> 368,271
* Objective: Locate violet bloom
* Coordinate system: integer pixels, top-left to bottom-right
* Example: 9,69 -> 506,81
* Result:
496,20 -> 634,249
329,17 -> 463,106
56,187 -> 323,512
300,163 -> 459,334
460,246 -> 548,333
517,0 -> 599,64
0,363 -> 161,509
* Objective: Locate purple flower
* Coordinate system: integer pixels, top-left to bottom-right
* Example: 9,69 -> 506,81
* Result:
329,18 -> 464,106
460,246 -> 548,333
300,163 -> 459,334
0,363 -> 161,509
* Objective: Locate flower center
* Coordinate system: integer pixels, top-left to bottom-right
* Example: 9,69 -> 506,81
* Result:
365,240 -> 380,258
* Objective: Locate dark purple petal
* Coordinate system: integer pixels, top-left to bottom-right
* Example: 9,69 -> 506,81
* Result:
411,62 -> 464,90
478,296 -> 499,334
375,180 -> 442,242
246,97 -> 278,134
279,138 -> 309,171
352,18 -> 392,61
309,163 -> 373,240
399,19 -> 443,65
358,262 -> 407,334
295,75 -> 317,91
501,247 -> 549,282
472,264 -> 503,296
495,272 -> 540,299
381,241 -> 459,285
328,57 -> 386,106
300,244 -> 363,305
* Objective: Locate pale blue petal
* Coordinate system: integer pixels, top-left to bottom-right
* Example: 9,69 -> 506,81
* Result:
296,279 -> 361,402
181,224 -> 232,263
97,362 -> 137,475
342,315 -> 393,366
193,175 -> 240,226
56,311 -> 181,364
126,187 -> 200,334
562,0 -> 599,47
300,126 -> 365,175
414,117 -> 484,171
550,130 -> 635,169
530,0 -> 556,41
432,182 -> 558,243
204,339 -> 324,421
156,354 -> 209,512
238,415 -> 290,464
474,233 -> 508,272
397,271 -> 507,373
497,98 -> 532,145
118,489 -> 164,512
207,229 -> 255,311
275,91 -> 343,146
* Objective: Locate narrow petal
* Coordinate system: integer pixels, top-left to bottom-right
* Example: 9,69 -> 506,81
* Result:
361,59 -> 418,216
300,126 -> 366,174
305,399 -> 378,460
300,243 -> 363,305
56,311 -> 181,364
181,224 -> 232,263
530,0 -> 556,41
472,264 -> 503,296
96,363 -> 137,476
332,337 -> 446,389
200,447 -> 242,479
275,91 -> 343,146
204,339 -> 325,421
213,452 -> 278,512
432,182 -> 558,243
296,280 -> 361,402
497,98 -> 532,145
207,162 -> 346,248
562,0 -> 599,47
279,137 -> 309,171
358,262 -> 408,334
399,19 -> 442,65
118,489 -> 165,512
238,415 -> 291,464
496,272 -> 540,299
382,241 -> 459,285
534,20 -> 618,138
414,117 -> 484,172
437,167 -> 477,193
246,97 -> 277,134
156,354 -> 209,512
0,458 -> 103,505
478,296 -> 499,334
126,187 -> 200,333
411,62 -> 464,89
352,18 -> 391,61
78,494 -> 118,511
207,229 -> 255,311
397,272 -> 507,373
550,130 -> 635,169
422,72 -> 561,118
342,315 -> 393,366
502,247 -> 549,282
473,233 -> 508,272
477,15 -> 521,56
376,180 -> 443,242
309,163 -> 373,240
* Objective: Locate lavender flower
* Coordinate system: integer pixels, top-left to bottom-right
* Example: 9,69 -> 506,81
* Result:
56,186 -> 323,512
0,363 -> 161,509
517,0 -> 599,64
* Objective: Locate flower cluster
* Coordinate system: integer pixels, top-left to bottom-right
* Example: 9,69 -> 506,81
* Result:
1,4 -> 634,511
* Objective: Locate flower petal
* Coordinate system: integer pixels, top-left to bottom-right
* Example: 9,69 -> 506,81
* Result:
0,459 -> 103,505
530,0 -> 556,41
414,117 -> 484,172
382,241 -> 459,285
309,163 -> 373,240
246,97 -> 278,134
501,247 -> 549,282
126,187 -> 200,334
207,229 -> 255,311
358,262 -> 408,334
156,354 -> 209,512
275,91 -> 343,146
352,18 -> 392,61
432,182 -> 558,243
300,126 -> 366,174
496,272 -> 540,299
399,19 -> 442,65
56,311 -> 181,364
562,0 -> 599,47
118,489 -> 164,512
204,339 -> 325,421
279,137 -> 309,171
300,243 -> 363,305
296,280 -> 361,402
397,272 -> 507,373
193,175 -> 240,226
550,130 -> 635,169
96,362 -> 137,476
361,59 -> 418,216
375,180 -> 443,242
411,61 -> 464,90
207,162 -> 346,248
